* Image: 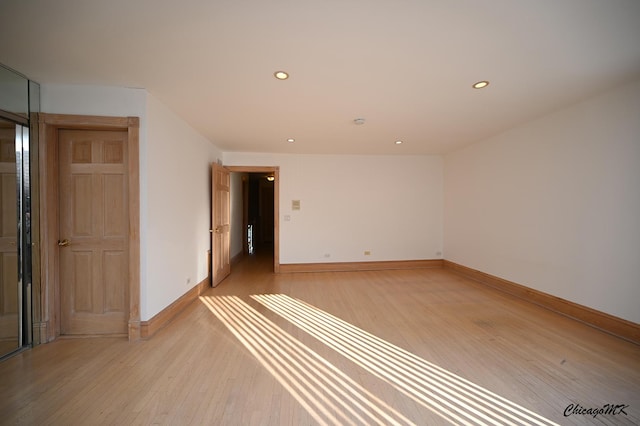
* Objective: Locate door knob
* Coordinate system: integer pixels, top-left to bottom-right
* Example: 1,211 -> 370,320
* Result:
58,239 -> 71,247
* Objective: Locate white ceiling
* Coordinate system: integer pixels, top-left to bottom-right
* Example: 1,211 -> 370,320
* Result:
1,0 -> 639,155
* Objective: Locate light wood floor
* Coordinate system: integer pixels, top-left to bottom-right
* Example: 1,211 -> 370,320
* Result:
1,249 -> 639,425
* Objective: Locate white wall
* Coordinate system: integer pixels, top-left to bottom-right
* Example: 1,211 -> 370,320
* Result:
145,94 -> 222,319
41,84 -> 148,119
444,79 -> 640,324
224,153 -> 443,263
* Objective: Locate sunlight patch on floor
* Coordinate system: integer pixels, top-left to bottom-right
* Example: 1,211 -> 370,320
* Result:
252,294 -> 560,426
200,295 -> 416,426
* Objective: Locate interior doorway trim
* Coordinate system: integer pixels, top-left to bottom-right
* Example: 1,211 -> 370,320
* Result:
39,114 -> 141,341
225,166 -> 279,273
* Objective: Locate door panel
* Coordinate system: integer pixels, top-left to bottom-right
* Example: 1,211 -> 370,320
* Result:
0,123 -> 19,355
59,129 -> 129,335
212,163 -> 230,286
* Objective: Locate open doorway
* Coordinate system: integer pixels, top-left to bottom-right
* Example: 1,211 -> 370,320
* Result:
246,173 -> 275,255
227,166 -> 279,273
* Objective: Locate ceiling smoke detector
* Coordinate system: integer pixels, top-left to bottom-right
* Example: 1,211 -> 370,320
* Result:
353,118 -> 366,125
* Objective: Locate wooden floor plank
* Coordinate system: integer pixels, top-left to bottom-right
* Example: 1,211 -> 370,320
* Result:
1,248 -> 639,425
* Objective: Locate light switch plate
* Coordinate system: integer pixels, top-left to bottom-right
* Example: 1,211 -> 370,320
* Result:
292,200 -> 301,210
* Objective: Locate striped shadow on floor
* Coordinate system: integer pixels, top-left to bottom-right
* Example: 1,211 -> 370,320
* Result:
201,295 -> 416,425
202,294 -> 559,426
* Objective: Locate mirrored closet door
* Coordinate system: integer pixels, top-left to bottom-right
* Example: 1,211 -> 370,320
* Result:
0,118 -> 21,358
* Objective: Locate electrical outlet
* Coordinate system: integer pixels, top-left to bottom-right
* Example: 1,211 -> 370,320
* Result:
323,253 -> 331,258
186,277 -> 191,285
364,250 -> 371,256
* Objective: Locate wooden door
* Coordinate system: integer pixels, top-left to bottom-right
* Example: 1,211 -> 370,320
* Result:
212,163 -> 230,286
58,129 -> 129,335
0,123 -> 19,352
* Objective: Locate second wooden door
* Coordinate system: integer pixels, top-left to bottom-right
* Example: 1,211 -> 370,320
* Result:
212,163 -> 230,286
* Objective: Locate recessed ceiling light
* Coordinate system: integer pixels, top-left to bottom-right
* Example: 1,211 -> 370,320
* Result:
395,140 -> 403,145
274,71 -> 289,80
287,138 -> 295,143
472,80 -> 490,89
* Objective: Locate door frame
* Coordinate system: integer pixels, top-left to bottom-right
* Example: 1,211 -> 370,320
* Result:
39,114 -> 141,341
225,166 -> 279,273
